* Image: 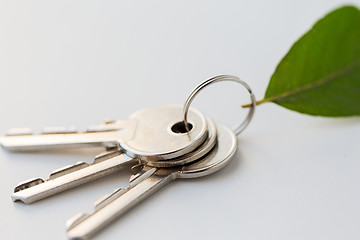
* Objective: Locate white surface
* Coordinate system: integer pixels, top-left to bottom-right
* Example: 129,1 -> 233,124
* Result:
0,1 -> 360,239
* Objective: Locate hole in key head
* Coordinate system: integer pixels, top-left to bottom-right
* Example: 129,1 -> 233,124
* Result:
171,121 -> 193,134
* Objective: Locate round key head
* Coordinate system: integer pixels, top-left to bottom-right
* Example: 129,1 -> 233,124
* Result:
177,124 -> 237,179
146,117 -> 217,168
121,105 -> 208,161
141,124 -> 237,178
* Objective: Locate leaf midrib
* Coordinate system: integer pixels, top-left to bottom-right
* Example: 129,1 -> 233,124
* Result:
243,60 -> 360,107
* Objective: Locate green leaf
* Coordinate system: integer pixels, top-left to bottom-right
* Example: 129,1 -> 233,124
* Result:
263,5 -> 360,116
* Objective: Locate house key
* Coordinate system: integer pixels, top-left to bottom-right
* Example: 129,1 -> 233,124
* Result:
0,105 -> 208,161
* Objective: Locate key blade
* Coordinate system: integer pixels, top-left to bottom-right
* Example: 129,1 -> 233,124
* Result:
11,153 -> 135,204
66,168 -> 172,240
0,132 -> 116,151
0,120 -> 136,152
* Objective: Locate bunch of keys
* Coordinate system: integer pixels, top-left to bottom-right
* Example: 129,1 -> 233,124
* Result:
0,75 -> 256,239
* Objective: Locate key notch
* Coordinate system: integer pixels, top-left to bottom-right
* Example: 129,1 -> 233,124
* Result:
14,178 -> 44,193
49,162 -> 89,180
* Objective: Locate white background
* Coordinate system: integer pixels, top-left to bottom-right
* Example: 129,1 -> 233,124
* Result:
0,1 -> 359,239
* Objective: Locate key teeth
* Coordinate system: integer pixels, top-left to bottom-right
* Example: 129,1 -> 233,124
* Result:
14,178 -> 44,193
66,188 -> 128,237
104,119 -> 116,124
66,168 -> 160,239
6,128 -> 33,136
66,213 -> 90,231
86,123 -> 123,133
49,162 -> 89,180
93,168 -> 156,211
94,150 -> 121,164
42,126 -> 78,134
50,150 -> 122,180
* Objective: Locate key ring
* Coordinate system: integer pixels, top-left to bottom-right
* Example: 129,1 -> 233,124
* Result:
182,75 -> 256,135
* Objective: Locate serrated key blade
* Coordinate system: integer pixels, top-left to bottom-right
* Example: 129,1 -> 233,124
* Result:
67,168 -> 170,240
11,153 -> 136,203
0,120 -> 135,152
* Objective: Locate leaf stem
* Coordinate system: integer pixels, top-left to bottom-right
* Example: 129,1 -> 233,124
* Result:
241,99 -> 270,108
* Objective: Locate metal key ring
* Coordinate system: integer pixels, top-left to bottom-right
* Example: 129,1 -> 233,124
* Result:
182,75 -> 256,135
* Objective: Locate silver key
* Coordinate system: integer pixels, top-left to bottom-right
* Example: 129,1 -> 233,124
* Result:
11,117 -> 217,203
66,123 -> 237,239
11,150 -> 134,204
0,105 -> 207,161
